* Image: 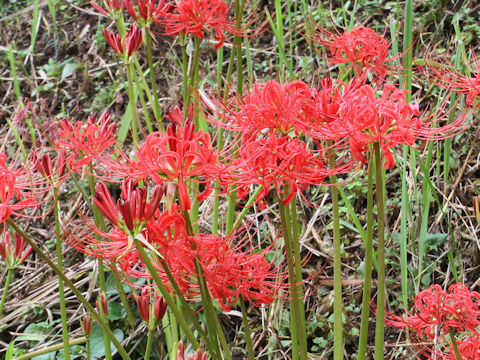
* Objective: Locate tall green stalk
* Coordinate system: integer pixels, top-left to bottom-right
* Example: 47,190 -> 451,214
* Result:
331,182 -> 343,359
239,297 -> 255,360
357,160 -> 375,360
373,143 -> 386,360
144,29 -> 162,123
144,313 -> 155,360
278,199 -> 306,360
127,62 -> 139,146
0,268 -> 13,317
54,193 -> 71,360
400,0 -> 414,308
289,200 -> 307,356
449,327 -> 461,360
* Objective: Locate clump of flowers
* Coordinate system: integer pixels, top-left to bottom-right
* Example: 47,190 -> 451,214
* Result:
307,80 -> 469,169
310,25 -> 401,81
160,0 -> 237,48
103,23 -> 143,61
65,180 -> 283,311
386,283 -> 480,359
56,113 -> 117,173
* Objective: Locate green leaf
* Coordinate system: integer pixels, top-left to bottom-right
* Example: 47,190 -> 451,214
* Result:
5,342 -> 15,360
90,325 -> 124,359
425,233 -> 448,251
16,321 -> 53,342
61,62 -> 81,82
107,302 -> 125,321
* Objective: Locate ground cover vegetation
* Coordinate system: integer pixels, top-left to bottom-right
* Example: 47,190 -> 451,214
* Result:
1,0 -> 480,359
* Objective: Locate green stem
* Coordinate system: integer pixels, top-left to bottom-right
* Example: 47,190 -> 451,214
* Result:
144,325 -> 154,360
449,327 -> 461,360
231,186 -> 263,230
7,219 -> 131,360
357,160 -> 375,360
184,37 -> 201,121
86,336 -> 91,360
239,297 -> 255,360
127,62 -> 139,146
331,182 -> 343,359
144,29 -> 162,124
131,64 -> 153,134
181,38 -> 189,108
0,268 -> 13,317
8,45 -> 21,101
278,199 -> 301,360
54,194 -> 70,360
86,175 -> 112,360
289,200 -> 307,357
373,143 -> 386,360
12,337 -> 87,360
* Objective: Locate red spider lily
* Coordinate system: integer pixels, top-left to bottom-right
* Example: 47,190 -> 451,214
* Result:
66,203 -> 284,308
224,132 -> 349,205
421,57 -> 480,108
66,181 -> 163,262
385,283 -> 480,358
0,152 -> 57,224
206,79 -> 320,136
103,23 -> 143,60
56,113 -> 117,172
93,180 -> 164,235
310,25 -> 402,80
125,0 -> 173,27
191,232 -> 284,310
177,340 -> 207,360
91,0 -> 124,17
159,0 -> 254,49
135,287 -> 167,323
0,232 -> 33,269
127,120 -> 222,210
448,336 -> 480,359
310,81 -> 469,169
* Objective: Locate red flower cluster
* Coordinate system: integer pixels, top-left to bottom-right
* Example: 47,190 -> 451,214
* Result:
0,152 -> 56,224
127,120 -> 222,210
125,0 -> 173,27
160,0 -> 244,49
103,23 -> 143,60
230,133 -> 330,205
211,80 -> 318,135
308,80 -> 469,169
66,182 -> 283,310
56,113 -> 117,173
386,283 -> 480,359
311,25 -> 400,80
